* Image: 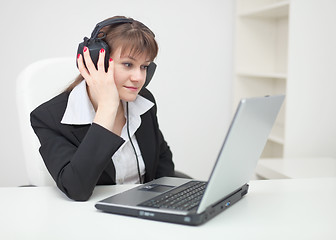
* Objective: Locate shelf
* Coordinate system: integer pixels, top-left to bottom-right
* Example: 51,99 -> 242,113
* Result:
239,1 -> 290,19
256,158 -> 336,179
237,71 -> 287,79
268,123 -> 284,144
268,135 -> 284,145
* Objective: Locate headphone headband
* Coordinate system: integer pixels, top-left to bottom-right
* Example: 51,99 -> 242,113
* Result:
90,18 -> 133,39
77,17 -> 156,87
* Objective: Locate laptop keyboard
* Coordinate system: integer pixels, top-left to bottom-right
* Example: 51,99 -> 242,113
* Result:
139,181 -> 207,211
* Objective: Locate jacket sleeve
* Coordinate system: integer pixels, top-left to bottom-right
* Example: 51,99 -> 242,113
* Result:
155,128 -> 175,178
31,107 -> 124,201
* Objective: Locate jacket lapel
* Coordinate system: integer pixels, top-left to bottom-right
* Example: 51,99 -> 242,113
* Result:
70,125 -> 90,143
136,113 -> 157,182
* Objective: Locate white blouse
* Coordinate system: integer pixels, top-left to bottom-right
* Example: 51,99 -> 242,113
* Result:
61,80 -> 154,184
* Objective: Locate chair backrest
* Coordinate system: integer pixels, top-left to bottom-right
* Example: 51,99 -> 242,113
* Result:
16,57 -> 78,186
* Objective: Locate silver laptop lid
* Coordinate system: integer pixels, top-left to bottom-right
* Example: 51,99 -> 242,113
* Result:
197,95 -> 285,213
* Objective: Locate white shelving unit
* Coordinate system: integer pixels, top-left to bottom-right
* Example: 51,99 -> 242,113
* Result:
234,0 -> 336,179
239,1 -> 289,18
234,0 -> 289,158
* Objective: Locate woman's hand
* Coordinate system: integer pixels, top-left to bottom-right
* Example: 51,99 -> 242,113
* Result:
77,47 -> 120,132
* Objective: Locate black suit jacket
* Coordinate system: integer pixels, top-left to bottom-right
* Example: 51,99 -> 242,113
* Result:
30,88 -> 174,201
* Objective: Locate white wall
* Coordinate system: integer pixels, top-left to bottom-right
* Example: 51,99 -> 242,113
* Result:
0,0 -> 235,186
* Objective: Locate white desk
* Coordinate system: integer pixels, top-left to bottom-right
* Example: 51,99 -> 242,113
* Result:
1,178 -> 335,240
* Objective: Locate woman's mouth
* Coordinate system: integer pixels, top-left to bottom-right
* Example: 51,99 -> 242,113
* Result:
124,86 -> 138,92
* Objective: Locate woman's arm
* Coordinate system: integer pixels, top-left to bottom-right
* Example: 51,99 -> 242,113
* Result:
156,128 -> 175,178
31,105 -> 124,201
77,47 -> 120,132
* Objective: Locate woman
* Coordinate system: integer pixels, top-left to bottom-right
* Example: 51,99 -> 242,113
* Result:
30,16 -> 175,201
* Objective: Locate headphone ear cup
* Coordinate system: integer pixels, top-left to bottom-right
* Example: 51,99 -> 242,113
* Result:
77,39 -> 110,72
144,62 -> 157,87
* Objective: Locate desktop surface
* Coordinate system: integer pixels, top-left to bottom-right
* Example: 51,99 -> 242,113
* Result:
0,178 -> 335,240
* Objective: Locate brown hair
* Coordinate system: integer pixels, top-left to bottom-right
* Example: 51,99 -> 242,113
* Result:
65,16 -> 158,92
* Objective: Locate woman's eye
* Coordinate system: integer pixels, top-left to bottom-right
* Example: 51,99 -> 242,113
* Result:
123,63 -> 132,67
141,65 -> 149,70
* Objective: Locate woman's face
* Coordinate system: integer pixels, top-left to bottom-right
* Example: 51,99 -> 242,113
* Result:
111,47 -> 151,102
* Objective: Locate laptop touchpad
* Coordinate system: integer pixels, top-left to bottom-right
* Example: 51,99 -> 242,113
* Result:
139,184 -> 174,193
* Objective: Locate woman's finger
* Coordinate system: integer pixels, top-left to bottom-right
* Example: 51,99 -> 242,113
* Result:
107,57 -> 114,78
82,46 -> 96,73
77,54 -> 90,80
97,48 -> 106,72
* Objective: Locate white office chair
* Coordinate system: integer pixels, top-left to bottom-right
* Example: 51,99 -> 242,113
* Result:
17,57 -> 78,186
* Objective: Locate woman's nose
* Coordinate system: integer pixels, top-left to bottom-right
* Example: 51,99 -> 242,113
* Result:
130,68 -> 144,81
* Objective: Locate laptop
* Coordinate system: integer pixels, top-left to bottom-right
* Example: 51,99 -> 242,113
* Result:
95,95 -> 285,226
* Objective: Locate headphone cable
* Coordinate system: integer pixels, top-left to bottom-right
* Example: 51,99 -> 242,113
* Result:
126,102 -> 143,184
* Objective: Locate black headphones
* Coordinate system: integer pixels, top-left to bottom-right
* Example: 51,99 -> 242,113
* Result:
77,18 -> 157,88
